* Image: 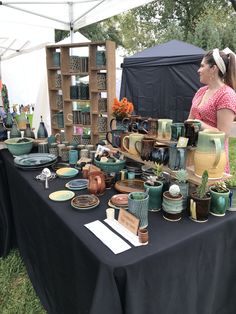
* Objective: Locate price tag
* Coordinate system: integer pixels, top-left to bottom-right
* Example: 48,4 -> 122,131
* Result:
118,208 -> 139,235
177,136 -> 189,148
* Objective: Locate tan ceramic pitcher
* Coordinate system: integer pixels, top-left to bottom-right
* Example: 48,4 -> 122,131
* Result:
157,119 -> 173,140
194,130 -> 226,179
122,133 -> 144,155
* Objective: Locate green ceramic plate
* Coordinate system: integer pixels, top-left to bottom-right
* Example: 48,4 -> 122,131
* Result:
49,190 -> 75,202
56,167 -> 79,178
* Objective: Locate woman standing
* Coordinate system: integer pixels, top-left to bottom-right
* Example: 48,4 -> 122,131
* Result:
188,48 -> 236,173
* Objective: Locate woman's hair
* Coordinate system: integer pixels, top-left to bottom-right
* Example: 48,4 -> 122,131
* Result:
204,50 -> 236,90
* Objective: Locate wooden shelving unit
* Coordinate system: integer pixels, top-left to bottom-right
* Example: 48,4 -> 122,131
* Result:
46,40 -> 116,144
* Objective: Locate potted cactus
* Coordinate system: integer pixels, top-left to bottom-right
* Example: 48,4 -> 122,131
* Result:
145,162 -> 170,192
162,184 -> 183,221
172,169 -> 189,210
144,163 -> 165,212
209,181 -> 230,216
189,170 -> 211,222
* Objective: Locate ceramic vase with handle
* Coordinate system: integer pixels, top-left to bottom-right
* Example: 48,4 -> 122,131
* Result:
157,119 -> 173,140
194,130 -> 226,179
122,133 -> 144,155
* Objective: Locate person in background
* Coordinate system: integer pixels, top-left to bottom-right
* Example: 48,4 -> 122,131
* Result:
188,48 -> 236,173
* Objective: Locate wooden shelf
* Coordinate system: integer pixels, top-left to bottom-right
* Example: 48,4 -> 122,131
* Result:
62,72 -> 88,76
106,145 -> 230,186
46,40 -> 116,144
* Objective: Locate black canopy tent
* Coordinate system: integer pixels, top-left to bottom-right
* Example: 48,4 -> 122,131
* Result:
120,40 -> 205,122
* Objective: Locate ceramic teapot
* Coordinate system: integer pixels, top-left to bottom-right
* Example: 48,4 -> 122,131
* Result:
88,171 -> 106,196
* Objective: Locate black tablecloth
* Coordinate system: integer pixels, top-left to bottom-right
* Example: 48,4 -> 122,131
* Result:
1,148 -> 236,314
0,151 -> 16,257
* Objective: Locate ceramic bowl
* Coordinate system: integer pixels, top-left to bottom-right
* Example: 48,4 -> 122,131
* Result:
4,137 -> 34,156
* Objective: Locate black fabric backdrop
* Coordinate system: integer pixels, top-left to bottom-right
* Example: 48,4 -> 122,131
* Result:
120,40 -> 205,122
1,148 -> 236,314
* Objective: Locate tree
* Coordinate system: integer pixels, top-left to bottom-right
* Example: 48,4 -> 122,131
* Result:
77,0 -> 236,53
189,4 -> 236,51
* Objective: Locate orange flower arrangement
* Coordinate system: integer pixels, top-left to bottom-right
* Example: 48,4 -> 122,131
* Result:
112,97 -> 134,119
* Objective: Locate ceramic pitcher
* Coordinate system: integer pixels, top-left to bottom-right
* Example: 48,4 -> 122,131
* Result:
135,137 -> 155,161
168,143 -> 187,171
122,133 -> 144,155
157,119 -> 173,140
88,171 -> 106,196
184,120 -> 201,146
194,130 -> 226,179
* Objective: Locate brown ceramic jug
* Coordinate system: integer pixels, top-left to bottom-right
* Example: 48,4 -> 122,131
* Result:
88,171 -> 106,195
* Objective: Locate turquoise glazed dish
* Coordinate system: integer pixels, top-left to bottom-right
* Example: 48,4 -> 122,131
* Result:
4,137 -> 34,156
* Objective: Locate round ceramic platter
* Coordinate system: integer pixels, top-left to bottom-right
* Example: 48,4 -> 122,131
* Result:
15,160 -> 57,170
71,195 -> 100,210
49,190 -> 75,202
108,200 -> 128,210
65,179 -> 88,190
114,179 -> 145,193
14,153 -> 57,167
56,167 -> 79,178
110,194 -> 128,206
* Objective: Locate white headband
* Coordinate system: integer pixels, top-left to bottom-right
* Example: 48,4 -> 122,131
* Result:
212,48 -> 226,75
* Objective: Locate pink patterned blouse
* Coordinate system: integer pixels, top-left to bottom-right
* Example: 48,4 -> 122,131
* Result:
191,84 -> 236,173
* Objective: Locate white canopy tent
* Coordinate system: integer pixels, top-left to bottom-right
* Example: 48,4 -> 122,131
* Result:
0,0 -> 155,34
0,0 -> 155,134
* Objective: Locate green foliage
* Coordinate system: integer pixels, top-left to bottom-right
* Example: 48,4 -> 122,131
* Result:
189,4 -> 236,51
175,169 -> 188,183
229,138 -> 236,175
0,250 -> 46,313
196,170 -> 209,198
153,162 -> 164,178
212,181 -> 229,193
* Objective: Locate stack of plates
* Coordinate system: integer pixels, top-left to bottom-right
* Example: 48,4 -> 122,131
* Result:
65,179 -> 88,190
56,167 -> 78,178
14,153 -> 57,170
71,194 -> 100,210
141,165 -> 155,180
108,194 -> 128,209
126,161 -> 143,178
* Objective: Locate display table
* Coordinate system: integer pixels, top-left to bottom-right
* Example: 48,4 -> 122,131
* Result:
1,148 -> 236,314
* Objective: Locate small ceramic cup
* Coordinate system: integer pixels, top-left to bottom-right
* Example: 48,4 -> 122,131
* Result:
106,208 -> 115,220
138,228 -> 149,245
128,172 -> 135,179
69,149 -> 78,166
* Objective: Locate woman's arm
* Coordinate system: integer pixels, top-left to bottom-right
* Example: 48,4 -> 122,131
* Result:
217,108 -> 235,137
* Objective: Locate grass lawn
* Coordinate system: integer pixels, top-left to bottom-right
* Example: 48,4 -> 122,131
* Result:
0,250 -> 46,314
0,138 -> 235,312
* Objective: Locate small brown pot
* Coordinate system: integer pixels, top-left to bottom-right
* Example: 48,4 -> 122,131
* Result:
189,192 -> 211,222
